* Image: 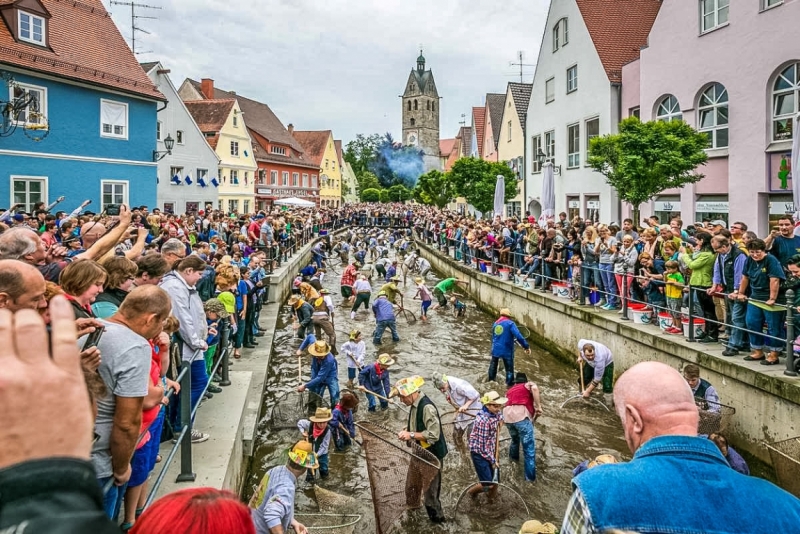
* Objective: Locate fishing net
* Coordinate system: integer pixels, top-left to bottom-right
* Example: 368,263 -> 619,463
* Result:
695,398 -> 735,435
764,436 -> 800,499
453,481 -> 530,525
357,421 -> 441,534
294,513 -> 361,534
269,390 -> 330,429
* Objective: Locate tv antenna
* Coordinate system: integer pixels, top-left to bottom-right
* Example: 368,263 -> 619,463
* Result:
458,113 -> 466,127
109,1 -> 161,54
509,50 -> 536,83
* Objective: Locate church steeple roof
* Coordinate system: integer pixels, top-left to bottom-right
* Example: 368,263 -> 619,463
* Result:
417,49 -> 426,71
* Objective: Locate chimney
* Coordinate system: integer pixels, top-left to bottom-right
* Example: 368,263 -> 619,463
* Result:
287,123 -> 294,135
200,78 -> 214,99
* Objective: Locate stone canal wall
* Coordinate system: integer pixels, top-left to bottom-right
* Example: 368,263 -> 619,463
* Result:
418,241 -> 800,465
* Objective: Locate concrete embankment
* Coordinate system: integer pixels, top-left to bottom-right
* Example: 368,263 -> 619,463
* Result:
418,241 -> 800,466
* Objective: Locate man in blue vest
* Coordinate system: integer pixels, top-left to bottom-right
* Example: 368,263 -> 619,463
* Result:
489,308 -> 530,386
561,361 -> 800,533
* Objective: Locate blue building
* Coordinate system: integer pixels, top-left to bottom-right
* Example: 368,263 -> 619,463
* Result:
0,0 -> 165,213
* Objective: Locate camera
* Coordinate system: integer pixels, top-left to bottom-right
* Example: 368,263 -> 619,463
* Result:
106,205 -> 120,216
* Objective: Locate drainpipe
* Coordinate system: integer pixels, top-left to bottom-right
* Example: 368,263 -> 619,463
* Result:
522,122 -> 527,218
612,82 -> 623,221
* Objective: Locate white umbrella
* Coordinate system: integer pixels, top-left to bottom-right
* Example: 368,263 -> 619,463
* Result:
792,114 -> 800,235
274,197 -> 316,207
493,174 -> 505,218
539,162 -> 555,227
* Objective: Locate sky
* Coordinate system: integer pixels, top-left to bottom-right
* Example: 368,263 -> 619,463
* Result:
104,0 -> 550,145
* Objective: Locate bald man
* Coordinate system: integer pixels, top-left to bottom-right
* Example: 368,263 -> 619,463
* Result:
0,259 -> 47,312
561,361 -> 800,533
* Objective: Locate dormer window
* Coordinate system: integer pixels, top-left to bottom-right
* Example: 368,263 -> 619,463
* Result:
19,11 -> 45,45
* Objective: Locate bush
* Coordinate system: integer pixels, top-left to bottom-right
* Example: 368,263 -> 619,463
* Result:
360,188 -> 381,202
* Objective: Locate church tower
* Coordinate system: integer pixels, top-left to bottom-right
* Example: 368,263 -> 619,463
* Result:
402,50 -> 441,171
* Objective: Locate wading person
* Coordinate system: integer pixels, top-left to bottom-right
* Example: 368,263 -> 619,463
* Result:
466,391 -> 506,502
289,296 -> 314,340
358,353 -> 394,411
432,373 -> 481,447
341,329 -> 365,389
490,308 -> 531,386
504,372 -> 542,482
310,290 -> 337,355
297,340 -> 339,406
297,408 -> 333,482
330,391 -> 358,451
350,272 -> 372,319
577,339 -> 614,398
431,277 -> 469,310
395,376 -> 447,524
372,291 -> 400,345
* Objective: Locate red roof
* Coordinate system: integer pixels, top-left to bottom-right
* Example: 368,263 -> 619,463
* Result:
183,99 -> 235,135
576,0 -> 661,83
0,0 -> 163,100
291,130 -> 331,167
439,138 -> 455,157
472,107 -> 486,158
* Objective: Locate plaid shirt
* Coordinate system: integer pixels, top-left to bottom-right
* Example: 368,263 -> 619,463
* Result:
468,408 -> 503,462
560,489 -> 597,534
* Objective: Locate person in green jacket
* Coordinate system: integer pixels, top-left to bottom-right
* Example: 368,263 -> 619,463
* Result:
431,277 -> 469,310
679,232 -> 719,343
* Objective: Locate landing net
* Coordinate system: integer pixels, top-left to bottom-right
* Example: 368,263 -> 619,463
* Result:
764,436 -> 800,499
269,390 -> 329,429
294,513 -> 361,533
356,421 -> 441,534
695,398 -> 735,435
453,481 -> 531,526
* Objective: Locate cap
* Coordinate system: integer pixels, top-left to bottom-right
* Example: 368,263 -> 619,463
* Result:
217,292 -> 236,314
710,219 -> 727,228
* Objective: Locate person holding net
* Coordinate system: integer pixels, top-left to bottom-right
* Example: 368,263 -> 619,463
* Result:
297,408 -> 334,482
358,353 -> 394,412
432,373 -> 481,447
577,339 -> 614,399
466,391 -> 507,503
297,340 -> 339,406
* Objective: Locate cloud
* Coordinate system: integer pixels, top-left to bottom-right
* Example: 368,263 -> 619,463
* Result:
105,0 -> 549,143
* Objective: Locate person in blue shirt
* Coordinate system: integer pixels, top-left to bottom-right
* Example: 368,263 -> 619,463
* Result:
358,353 -> 394,411
385,260 -> 398,282
297,340 -> 339,405
300,261 -> 317,279
372,291 -> 400,345
765,216 -> 800,267
330,391 -> 358,451
490,308 -> 530,386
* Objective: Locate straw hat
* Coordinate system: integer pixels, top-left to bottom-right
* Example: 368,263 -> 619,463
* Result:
377,353 -> 395,367
309,407 -> 333,423
395,376 -> 424,397
414,277 -> 423,284
499,308 -> 513,318
288,440 -> 318,469
587,454 -> 618,468
481,390 -> 508,406
349,329 -> 362,341
288,295 -> 302,307
519,520 -> 557,534
308,340 -> 331,357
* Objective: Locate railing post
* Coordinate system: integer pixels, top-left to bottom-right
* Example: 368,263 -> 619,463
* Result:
176,361 -> 196,482
687,286 -> 696,342
621,274 -> 630,321
540,256 -> 547,293
219,319 -> 232,387
785,289 -> 797,377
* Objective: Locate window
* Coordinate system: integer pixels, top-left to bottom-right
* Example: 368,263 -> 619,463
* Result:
325,159 -> 329,170
432,101 -> 435,112
11,176 -> 47,212
311,174 -> 318,188
773,63 -> 800,141
243,200 -> 250,214
169,166 -> 183,184
156,121 -> 161,141
18,11 -> 45,45
700,0 -> 729,33
271,145 -> 286,155
553,18 -> 568,51
585,117 -> 599,160
197,169 -> 208,183
630,107 -> 641,119
407,101 -> 411,111
10,83 -> 46,127
545,78 -> 555,103
544,130 -> 555,159
100,99 -> 128,139
427,100 -> 431,111
410,118 -> 416,126
230,170 -> 239,185
282,171 -> 289,186
270,170 -> 278,185
531,135 -> 542,173
258,170 -> 266,184
567,124 -> 580,168
244,172 -> 249,184
292,172 -> 299,186
302,173 -> 309,187
698,83 -> 729,148
763,0 -> 783,8
228,199 -> 238,213
230,141 -> 239,156
567,65 -> 578,93
101,181 -> 128,209
176,130 -> 184,144
414,100 -> 418,110
233,114 -> 238,127
656,95 -> 683,122
508,120 -> 512,142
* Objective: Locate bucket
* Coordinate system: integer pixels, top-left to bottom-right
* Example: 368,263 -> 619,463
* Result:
658,312 -> 674,331
589,289 -> 601,305
479,261 -> 487,273
499,268 -> 511,281
682,318 -> 705,338
556,284 -> 570,299
631,307 -> 653,324
486,262 -> 495,275
471,258 -> 479,269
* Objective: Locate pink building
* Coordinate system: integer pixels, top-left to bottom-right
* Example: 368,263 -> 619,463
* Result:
622,0 -> 800,235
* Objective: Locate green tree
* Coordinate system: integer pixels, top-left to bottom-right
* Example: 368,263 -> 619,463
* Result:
588,117 -> 709,224
344,134 -> 382,177
413,169 -> 455,208
378,189 -> 390,203
361,188 -> 381,202
387,184 -> 412,202
448,157 -> 517,216
357,171 -> 381,192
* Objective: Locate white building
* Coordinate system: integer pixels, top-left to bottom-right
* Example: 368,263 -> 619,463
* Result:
143,62 -> 219,214
525,0 -> 661,224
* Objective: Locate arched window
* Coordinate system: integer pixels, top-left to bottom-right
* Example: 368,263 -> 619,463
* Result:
407,101 -> 411,111
698,83 -> 728,148
773,62 -> 800,141
656,95 -> 682,122
414,100 -> 418,110
427,100 -> 431,111
432,101 -> 436,112
410,118 -> 415,126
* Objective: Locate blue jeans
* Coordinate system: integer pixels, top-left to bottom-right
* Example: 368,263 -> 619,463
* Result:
307,453 -> 330,481
234,313 -> 246,349
599,263 -> 617,306
488,356 -> 514,386
190,358 -> 209,423
581,262 -> 599,300
507,418 -> 536,481
727,299 -> 748,350
373,319 -> 400,344
366,391 -> 389,411
98,476 -> 127,521
312,380 -> 340,406
745,303 -> 785,351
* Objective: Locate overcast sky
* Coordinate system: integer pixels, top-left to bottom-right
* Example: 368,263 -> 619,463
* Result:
105,0 -> 549,145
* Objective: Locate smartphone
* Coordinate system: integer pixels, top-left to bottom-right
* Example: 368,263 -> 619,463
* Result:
106,204 -> 120,216
82,326 -> 105,351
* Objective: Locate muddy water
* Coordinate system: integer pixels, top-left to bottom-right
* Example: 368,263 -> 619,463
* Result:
245,261 -> 629,533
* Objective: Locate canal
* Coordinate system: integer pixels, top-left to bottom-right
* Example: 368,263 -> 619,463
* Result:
244,257 -> 629,533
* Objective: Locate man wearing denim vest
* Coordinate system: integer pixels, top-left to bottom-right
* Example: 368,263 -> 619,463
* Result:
561,361 -> 800,534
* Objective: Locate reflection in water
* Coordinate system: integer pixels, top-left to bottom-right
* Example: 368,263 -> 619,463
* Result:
245,264 -> 629,533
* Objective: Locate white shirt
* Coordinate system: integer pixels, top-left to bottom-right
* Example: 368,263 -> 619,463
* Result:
353,279 -> 372,293
446,376 -> 481,430
578,339 -> 614,383
341,340 -> 365,369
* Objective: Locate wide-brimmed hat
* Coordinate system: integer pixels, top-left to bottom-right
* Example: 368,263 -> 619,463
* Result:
432,373 -> 448,391
319,288 -> 331,294
288,440 -> 318,469
587,454 -> 618,468
499,307 -> 513,317
349,329 -> 362,340
309,407 -> 333,423
377,354 -> 395,367
414,277 -> 423,284
481,390 -> 508,406
339,391 -> 359,411
288,295 -> 302,307
203,297 -> 229,318
519,520 -> 557,534
395,376 -> 424,397
308,340 -> 331,357
514,372 -> 529,384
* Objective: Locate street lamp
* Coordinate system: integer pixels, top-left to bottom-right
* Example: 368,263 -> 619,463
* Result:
153,134 -> 175,162
536,148 -> 561,175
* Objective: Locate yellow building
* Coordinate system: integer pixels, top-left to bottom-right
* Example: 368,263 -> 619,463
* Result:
292,130 -> 342,207
497,82 -> 532,218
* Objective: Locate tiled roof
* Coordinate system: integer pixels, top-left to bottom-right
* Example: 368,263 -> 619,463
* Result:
508,82 -> 533,126
0,0 -> 163,100
139,61 -> 159,73
439,138 -> 455,157
291,130 -> 331,167
183,99 -> 235,134
576,0 -> 661,84
485,93 -> 506,148
458,126 -> 472,158
334,139 -> 343,167
472,107 -> 486,158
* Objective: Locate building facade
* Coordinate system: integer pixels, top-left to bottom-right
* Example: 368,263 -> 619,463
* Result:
292,130 -> 341,207
498,82 -> 533,218
628,0 -> 800,235
525,0 -> 660,223
401,51 -> 441,172
482,93 -> 505,163
0,0 -> 163,212
143,63 -> 219,214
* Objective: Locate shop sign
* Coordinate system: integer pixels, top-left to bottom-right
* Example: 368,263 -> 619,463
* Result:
768,152 -> 793,192
654,201 -> 681,212
568,200 -> 580,208
695,201 -> 729,213
257,188 -> 272,195
586,201 -> 600,209
769,201 -> 796,215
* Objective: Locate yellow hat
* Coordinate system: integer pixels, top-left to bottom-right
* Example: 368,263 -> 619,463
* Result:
395,375 -> 424,396
308,340 -> 331,357
349,329 -> 362,340
288,440 -> 318,469
481,390 -> 508,406
587,454 -> 618,469
414,277 -> 423,284
217,291 -> 236,314
519,520 -> 557,534
377,353 -> 395,367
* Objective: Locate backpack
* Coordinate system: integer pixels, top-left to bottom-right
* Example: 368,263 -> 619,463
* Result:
196,266 -> 216,302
